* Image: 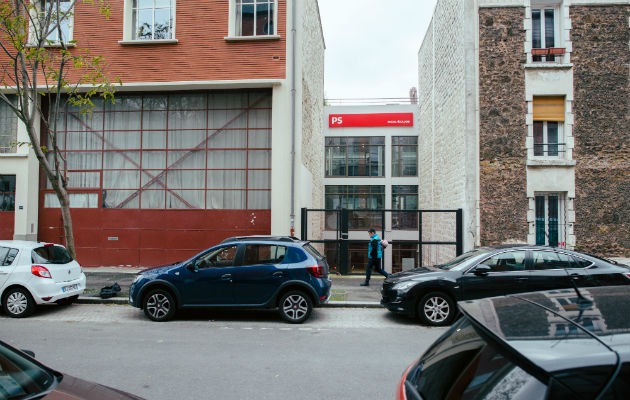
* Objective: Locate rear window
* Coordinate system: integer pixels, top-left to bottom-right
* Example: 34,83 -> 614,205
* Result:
32,246 -> 73,264
303,243 -> 324,260
408,318 -> 547,400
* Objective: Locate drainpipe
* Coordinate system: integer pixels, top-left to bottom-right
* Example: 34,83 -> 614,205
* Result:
289,0 -> 297,237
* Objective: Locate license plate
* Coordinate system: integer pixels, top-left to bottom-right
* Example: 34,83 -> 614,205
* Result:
62,284 -> 78,293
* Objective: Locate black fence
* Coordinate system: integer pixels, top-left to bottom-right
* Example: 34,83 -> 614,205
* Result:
301,208 -> 463,275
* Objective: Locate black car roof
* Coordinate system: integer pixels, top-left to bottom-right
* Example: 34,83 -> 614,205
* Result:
459,285 -> 630,372
220,235 -> 306,244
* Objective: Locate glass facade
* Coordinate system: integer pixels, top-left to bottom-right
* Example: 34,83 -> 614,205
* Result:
325,185 -> 385,230
392,185 -> 418,230
325,137 -> 384,177
44,90 -> 272,210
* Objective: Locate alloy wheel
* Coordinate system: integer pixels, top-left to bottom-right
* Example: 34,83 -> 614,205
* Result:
283,294 -> 309,321
423,295 -> 450,324
146,292 -> 171,320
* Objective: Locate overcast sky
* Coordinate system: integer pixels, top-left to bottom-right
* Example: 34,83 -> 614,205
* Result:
317,0 -> 438,101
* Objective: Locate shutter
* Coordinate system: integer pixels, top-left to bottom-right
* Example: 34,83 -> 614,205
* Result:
533,96 -> 565,122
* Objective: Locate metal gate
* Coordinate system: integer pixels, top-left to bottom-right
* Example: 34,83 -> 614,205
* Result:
301,208 -> 463,275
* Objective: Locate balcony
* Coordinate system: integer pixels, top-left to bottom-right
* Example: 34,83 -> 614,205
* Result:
531,47 -> 566,63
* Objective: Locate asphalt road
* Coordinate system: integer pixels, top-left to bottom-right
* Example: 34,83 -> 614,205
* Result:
0,304 -> 447,400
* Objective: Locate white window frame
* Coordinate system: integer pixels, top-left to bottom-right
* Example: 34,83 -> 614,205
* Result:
531,4 -> 561,62
533,121 -> 564,159
31,0 -> 74,46
226,0 -> 279,41
121,0 -> 177,43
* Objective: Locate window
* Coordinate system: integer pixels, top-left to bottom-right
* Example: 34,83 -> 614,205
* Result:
325,185 -> 385,230
45,91 -> 272,210
533,97 -> 565,158
0,175 -> 16,211
39,0 -> 73,43
0,247 -> 19,266
132,0 -> 174,40
243,245 -> 287,265
195,246 -> 238,269
532,251 -> 572,270
235,0 -> 275,37
325,137 -> 384,177
532,7 -> 558,61
392,136 -> 417,176
392,185 -> 418,230
392,243 -> 418,273
0,97 -> 18,153
481,251 -> 527,272
535,193 -> 564,247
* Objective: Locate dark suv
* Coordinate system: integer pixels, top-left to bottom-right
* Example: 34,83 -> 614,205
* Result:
129,236 -> 331,323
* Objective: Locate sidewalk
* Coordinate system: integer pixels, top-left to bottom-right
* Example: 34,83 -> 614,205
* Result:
79,267 -> 384,308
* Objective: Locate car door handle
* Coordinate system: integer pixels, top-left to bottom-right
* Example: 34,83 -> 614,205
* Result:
516,277 -> 528,282
272,272 -> 283,278
221,274 -> 232,281
570,273 -> 582,280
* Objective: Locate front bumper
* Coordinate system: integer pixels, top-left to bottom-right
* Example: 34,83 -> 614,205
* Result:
380,288 -> 415,316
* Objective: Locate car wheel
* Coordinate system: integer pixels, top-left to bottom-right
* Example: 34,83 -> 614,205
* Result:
279,291 -> 312,324
143,289 -> 176,322
56,295 -> 79,306
3,287 -> 35,318
417,291 -> 455,326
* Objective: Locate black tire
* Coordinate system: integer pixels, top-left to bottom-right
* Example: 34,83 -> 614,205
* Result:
3,287 -> 35,318
56,295 -> 79,306
279,291 -> 313,324
417,291 -> 456,326
143,289 -> 176,322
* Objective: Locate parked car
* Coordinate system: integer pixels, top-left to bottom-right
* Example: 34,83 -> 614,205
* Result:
0,339 -> 144,399
396,285 -> 629,400
129,236 -> 331,323
0,240 -> 86,318
381,245 -> 630,326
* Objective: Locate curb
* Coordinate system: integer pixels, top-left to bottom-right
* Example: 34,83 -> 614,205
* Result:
76,296 -> 383,308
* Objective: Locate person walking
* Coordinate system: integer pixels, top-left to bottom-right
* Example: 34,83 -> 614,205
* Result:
361,228 -> 389,286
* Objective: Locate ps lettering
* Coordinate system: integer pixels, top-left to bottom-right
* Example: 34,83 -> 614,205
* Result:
331,116 -> 343,125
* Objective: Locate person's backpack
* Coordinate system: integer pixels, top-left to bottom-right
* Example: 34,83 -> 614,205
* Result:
381,239 -> 388,249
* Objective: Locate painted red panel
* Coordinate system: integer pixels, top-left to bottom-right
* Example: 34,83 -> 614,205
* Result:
38,208 -> 271,267
328,113 -> 414,128
0,212 -> 14,239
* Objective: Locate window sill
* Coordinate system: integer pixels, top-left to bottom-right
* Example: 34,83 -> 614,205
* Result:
0,153 -> 27,158
27,42 -> 76,48
524,62 -> 573,70
224,35 -> 281,42
527,159 -> 576,167
118,39 -> 179,45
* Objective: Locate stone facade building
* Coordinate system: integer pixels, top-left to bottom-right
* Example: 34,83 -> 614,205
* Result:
0,0 -> 325,266
418,0 -> 629,258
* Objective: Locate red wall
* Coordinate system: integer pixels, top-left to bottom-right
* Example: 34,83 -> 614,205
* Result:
0,1 -> 287,84
0,212 -> 13,240
38,208 -> 271,267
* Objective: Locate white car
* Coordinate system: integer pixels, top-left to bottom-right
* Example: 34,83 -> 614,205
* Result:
0,240 -> 86,318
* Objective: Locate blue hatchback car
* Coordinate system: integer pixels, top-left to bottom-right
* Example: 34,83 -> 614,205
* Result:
129,236 -> 331,323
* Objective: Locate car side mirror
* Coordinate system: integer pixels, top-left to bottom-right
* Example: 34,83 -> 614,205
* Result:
186,262 -> 198,272
21,349 -> 35,358
473,265 -> 491,276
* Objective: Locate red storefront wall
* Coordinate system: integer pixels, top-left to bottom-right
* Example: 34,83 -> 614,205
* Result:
0,212 -> 13,239
38,209 -> 271,267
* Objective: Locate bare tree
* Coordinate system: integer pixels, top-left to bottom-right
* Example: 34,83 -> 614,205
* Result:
0,0 -> 116,258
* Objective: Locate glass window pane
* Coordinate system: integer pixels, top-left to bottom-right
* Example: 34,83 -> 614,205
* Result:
248,190 -> 270,209
140,189 -> 165,209
248,170 -> 270,190
166,190 -> 204,209
153,8 -> 172,39
544,9 -> 555,48
207,190 -> 246,209
103,190 -> 139,208
135,9 -> 153,40
207,150 -> 246,169
534,122 -> 544,156
207,170 -> 246,189
547,122 -> 559,156
532,9 -> 541,48
482,251 -> 527,272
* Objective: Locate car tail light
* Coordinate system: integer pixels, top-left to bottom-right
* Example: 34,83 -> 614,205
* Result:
306,265 -> 325,278
396,364 -> 413,400
32,265 -> 52,279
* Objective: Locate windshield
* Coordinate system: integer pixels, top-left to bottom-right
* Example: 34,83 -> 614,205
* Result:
435,248 -> 491,271
0,343 -> 58,399
31,246 -> 73,264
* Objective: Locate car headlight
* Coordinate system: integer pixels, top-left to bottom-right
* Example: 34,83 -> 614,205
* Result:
393,281 -> 417,292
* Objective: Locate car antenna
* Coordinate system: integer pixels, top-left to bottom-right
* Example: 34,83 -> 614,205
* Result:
563,269 -> 593,309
